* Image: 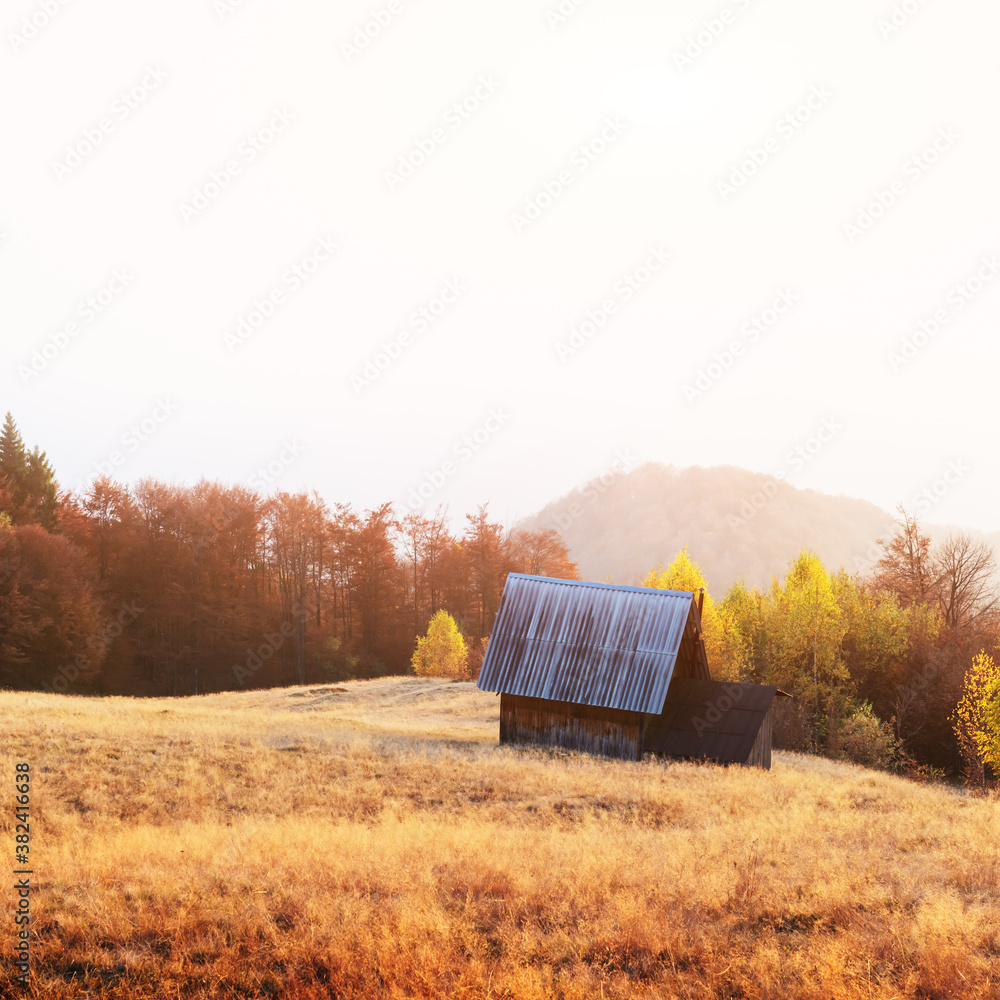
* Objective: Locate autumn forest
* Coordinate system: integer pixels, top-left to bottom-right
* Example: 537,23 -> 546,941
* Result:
2,411 -> 998,784
0,414 -> 579,697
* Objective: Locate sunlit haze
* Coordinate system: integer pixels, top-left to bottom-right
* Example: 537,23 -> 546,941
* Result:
4,0 -> 998,531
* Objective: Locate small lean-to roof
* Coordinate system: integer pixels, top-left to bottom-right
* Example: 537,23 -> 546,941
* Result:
645,679 -> 783,764
476,573 -> 709,715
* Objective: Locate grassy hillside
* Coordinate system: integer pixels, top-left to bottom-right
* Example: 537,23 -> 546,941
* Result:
2,677 -> 998,998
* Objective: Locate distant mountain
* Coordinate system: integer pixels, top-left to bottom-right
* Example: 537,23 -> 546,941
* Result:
521,462 -> 947,597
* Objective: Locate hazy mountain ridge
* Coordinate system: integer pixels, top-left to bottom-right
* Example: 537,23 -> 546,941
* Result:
523,462 -> 1000,598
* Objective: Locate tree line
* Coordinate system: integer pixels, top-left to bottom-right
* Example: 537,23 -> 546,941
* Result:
655,510 -> 1000,780
3,412 -> 997,782
0,413 -> 578,697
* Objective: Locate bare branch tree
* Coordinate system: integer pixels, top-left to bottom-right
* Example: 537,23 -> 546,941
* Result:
935,532 -> 998,631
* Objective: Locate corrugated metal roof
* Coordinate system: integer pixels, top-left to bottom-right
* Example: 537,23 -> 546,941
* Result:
645,679 -> 781,764
476,574 -> 709,714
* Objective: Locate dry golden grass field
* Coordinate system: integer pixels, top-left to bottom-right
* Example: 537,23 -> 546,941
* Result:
2,677 -> 999,999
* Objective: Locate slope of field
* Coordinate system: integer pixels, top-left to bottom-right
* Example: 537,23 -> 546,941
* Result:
2,677 -> 998,999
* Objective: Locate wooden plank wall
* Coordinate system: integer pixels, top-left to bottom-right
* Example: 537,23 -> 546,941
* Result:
500,694 -> 642,761
746,705 -> 774,769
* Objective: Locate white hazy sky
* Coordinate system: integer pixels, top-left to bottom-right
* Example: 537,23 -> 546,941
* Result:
3,0 -> 999,532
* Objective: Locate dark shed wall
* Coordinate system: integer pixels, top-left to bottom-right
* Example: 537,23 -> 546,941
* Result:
640,680 -> 779,769
746,704 -> 774,769
500,693 -> 642,761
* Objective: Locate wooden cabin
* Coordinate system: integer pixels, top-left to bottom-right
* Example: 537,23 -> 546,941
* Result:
477,574 -> 785,768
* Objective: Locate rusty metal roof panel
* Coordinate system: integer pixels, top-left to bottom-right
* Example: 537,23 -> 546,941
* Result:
477,574 -> 699,714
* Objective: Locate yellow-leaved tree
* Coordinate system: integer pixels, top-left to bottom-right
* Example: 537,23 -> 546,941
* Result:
642,547 -> 733,680
717,580 -> 765,683
411,610 -> 470,679
986,667 -> 1000,770
952,651 -> 1000,791
765,551 -> 849,712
